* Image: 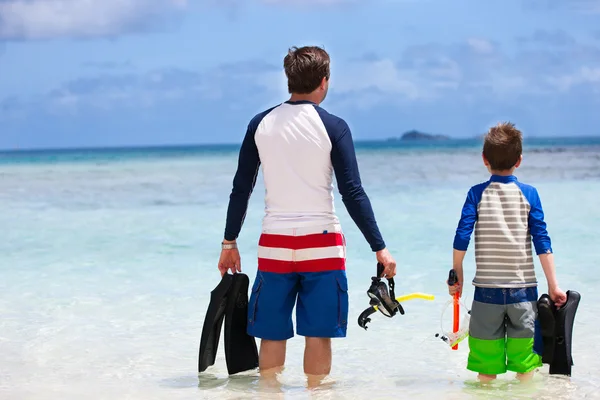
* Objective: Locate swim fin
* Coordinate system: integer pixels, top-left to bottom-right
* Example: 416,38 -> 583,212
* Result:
223,273 -> 259,375
537,290 -> 581,376
198,273 -> 233,373
198,273 -> 259,375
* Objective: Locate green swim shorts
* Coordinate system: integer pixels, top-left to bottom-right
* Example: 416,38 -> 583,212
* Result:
467,286 -> 543,375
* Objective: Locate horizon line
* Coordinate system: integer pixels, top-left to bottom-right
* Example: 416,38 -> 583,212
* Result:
2,134 -> 600,154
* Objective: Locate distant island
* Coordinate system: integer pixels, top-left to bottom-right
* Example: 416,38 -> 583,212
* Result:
387,130 -> 451,141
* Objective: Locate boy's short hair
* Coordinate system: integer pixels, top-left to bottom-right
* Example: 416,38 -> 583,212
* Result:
483,122 -> 523,171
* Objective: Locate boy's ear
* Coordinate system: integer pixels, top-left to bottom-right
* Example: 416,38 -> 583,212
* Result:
482,152 -> 490,167
514,154 -> 523,168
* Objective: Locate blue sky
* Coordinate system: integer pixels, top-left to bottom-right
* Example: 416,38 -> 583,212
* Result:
1,0 -> 600,149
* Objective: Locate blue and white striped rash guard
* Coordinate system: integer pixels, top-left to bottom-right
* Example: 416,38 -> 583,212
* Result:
453,175 -> 553,288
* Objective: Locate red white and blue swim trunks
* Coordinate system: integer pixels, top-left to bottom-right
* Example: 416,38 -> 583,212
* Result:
247,223 -> 349,340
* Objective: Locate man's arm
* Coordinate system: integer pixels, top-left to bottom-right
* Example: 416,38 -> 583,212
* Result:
329,119 -> 385,252
223,123 -> 261,242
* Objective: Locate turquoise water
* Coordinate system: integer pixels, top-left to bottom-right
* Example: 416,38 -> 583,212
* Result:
1,139 -> 599,399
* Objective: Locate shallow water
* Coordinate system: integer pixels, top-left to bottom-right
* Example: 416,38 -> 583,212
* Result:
1,142 -> 599,399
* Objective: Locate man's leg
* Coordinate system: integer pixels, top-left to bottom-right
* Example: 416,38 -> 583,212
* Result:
259,339 -> 287,371
257,339 -> 287,391
296,270 -> 348,379
305,337 -> 331,388
246,270 -> 299,372
304,337 -> 331,376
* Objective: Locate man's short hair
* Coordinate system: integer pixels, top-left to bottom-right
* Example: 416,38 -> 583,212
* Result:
283,46 -> 330,94
483,122 -> 523,170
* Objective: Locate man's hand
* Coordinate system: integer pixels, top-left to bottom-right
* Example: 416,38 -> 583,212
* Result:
549,286 -> 567,308
218,240 -> 241,276
375,248 -> 396,278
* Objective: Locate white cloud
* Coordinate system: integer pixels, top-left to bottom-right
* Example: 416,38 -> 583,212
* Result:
570,0 -> 600,13
0,0 -> 187,40
466,38 -> 495,55
7,36 -> 600,117
545,66 -> 600,91
323,36 -> 600,110
333,59 -> 422,98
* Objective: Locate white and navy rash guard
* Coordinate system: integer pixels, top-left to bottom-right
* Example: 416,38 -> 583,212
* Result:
224,100 -> 386,252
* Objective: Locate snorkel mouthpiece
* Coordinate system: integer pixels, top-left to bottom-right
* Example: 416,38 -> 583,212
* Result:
357,307 -> 377,330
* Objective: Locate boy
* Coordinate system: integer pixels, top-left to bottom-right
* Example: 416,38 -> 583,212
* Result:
449,122 -> 567,383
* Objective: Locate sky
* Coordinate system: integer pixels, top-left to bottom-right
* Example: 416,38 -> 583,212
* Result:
1,0 -> 600,150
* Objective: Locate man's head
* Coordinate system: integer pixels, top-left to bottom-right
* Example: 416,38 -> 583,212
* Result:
482,122 -> 523,173
283,46 -> 330,103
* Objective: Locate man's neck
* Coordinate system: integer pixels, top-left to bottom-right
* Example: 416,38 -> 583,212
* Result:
288,93 -> 321,105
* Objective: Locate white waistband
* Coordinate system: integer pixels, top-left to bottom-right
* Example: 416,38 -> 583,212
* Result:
261,223 -> 343,236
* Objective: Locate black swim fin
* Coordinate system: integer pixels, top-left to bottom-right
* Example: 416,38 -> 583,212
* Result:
537,294 -> 556,365
198,274 -> 233,373
537,290 -> 581,376
224,273 -> 259,375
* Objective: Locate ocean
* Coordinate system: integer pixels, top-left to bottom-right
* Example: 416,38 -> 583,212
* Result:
1,137 -> 599,400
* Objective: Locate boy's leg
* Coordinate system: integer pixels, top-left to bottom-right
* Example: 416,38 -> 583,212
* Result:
468,287 -> 509,378
505,287 -> 543,378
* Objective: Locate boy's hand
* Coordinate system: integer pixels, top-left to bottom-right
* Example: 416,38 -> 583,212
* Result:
448,281 -> 462,297
549,287 -> 567,308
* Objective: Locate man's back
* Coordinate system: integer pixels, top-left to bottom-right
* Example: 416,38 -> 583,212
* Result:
254,100 -> 338,229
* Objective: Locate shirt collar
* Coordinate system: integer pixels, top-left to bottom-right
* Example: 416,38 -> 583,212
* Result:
284,100 -> 317,105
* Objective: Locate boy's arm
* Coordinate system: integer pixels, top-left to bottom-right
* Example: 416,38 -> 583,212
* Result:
528,187 -> 552,255
452,249 -> 466,296
528,188 -> 567,305
538,253 -> 558,290
451,188 -> 479,295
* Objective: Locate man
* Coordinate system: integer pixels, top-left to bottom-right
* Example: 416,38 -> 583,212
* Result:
217,45 -> 396,382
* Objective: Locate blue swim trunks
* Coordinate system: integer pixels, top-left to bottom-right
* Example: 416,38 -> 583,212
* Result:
247,224 -> 349,340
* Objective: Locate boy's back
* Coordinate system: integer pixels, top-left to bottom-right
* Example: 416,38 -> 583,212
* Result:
455,176 -> 552,288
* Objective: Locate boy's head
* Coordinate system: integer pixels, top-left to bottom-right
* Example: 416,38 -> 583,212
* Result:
482,122 -> 523,173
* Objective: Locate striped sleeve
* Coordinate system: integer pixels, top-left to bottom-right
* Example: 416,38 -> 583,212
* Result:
453,188 -> 478,251
453,183 -> 486,251
518,183 -> 553,255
